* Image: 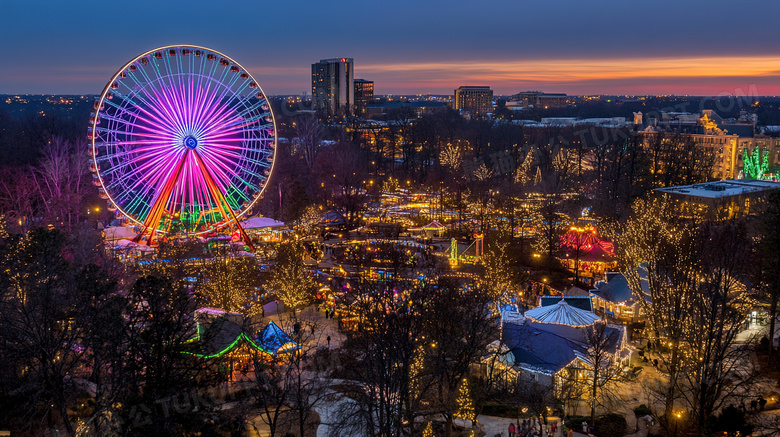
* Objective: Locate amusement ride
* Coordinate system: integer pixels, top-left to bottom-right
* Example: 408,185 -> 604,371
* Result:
88,45 -> 277,248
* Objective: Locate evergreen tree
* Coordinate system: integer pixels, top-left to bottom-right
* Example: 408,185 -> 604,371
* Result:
455,378 -> 474,421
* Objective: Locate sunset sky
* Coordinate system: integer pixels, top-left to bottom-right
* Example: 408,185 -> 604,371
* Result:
2,0 -> 780,96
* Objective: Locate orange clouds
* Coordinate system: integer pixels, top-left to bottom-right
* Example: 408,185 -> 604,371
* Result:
357,56 -> 780,95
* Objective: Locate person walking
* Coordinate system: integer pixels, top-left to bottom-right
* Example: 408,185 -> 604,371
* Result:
509,422 -> 516,437
327,335 -> 331,346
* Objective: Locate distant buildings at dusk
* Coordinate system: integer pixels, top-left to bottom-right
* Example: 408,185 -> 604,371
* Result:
507,91 -> 568,110
309,58 -> 578,120
353,79 -> 373,117
312,58 -> 354,117
454,86 -> 493,118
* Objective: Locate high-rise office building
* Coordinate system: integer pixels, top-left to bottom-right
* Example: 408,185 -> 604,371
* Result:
312,58 -> 354,117
354,79 -> 374,117
454,86 -> 493,118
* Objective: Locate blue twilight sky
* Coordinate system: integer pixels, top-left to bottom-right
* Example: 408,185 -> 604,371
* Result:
2,0 -> 780,96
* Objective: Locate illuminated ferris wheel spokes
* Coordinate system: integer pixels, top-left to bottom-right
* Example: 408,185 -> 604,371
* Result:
89,45 -> 277,244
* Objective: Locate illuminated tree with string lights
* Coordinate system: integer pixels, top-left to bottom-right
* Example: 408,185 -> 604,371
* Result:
514,150 -> 534,185
455,378 -> 475,422
482,239 -> 524,311
266,239 -> 316,316
473,163 -> 493,181
293,204 -> 322,237
742,146 -> 769,179
196,253 -> 259,313
421,421 -> 434,437
613,196 -> 699,421
409,344 -> 426,401
440,143 -> 462,170
614,196 -> 757,433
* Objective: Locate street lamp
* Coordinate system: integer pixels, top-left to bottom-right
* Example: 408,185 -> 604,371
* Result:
673,410 -> 684,437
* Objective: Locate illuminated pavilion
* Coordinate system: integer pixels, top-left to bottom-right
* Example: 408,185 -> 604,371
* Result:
488,300 -> 630,396
184,308 -> 299,376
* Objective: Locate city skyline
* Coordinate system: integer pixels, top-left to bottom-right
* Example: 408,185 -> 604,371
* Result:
2,0 -> 780,96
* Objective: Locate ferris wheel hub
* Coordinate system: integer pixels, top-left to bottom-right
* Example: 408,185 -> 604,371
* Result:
183,135 -> 198,149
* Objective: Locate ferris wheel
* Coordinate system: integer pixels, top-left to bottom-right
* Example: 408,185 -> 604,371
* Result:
88,44 -> 276,244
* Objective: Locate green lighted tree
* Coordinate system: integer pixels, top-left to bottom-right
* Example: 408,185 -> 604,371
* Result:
742,146 -> 769,179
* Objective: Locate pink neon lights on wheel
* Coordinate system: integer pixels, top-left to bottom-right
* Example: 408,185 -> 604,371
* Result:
88,45 -> 276,237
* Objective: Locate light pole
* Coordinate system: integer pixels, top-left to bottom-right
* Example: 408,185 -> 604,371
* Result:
673,410 -> 683,437
570,226 -> 586,285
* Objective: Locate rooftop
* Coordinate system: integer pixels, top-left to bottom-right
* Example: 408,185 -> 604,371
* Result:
655,179 -> 780,199
525,299 -> 600,327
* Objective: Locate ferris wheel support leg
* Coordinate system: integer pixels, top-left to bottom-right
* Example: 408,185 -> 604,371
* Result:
134,150 -> 189,246
192,150 -> 255,252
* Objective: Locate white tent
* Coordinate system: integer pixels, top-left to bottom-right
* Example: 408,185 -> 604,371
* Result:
113,239 -> 137,248
524,299 -> 600,327
240,217 -> 286,229
103,226 -> 138,241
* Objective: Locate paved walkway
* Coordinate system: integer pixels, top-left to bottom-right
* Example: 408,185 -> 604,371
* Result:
622,416 -> 650,437
477,414 -> 588,437
258,304 -> 347,352
736,320 -> 767,344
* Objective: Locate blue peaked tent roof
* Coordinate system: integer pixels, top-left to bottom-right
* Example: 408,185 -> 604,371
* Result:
256,321 -> 299,355
502,319 -> 626,375
590,264 -> 651,305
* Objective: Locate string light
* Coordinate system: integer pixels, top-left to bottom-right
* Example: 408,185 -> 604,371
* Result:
421,421 -> 434,437
455,377 -> 475,422
267,240 -> 316,313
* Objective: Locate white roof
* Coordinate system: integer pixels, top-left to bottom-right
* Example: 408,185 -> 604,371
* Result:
113,239 -> 137,248
104,226 -> 137,241
240,217 -> 286,229
656,179 -> 780,199
196,307 -> 242,316
525,299 -> 600,327
501,310 -> 526,325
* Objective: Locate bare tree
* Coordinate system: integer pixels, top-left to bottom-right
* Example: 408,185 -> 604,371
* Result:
425,283 -> 499,437
314,141 -> 369,228
293,114 -> 325,170
533,188 -> 569,262
756,190 -> 780,366
30,137 -> 91,231
329,281 -> 426,437
249,312 -> 331,437
582,322 -> 627,426
679,219 -> 758,435
0,228 -> 121,436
